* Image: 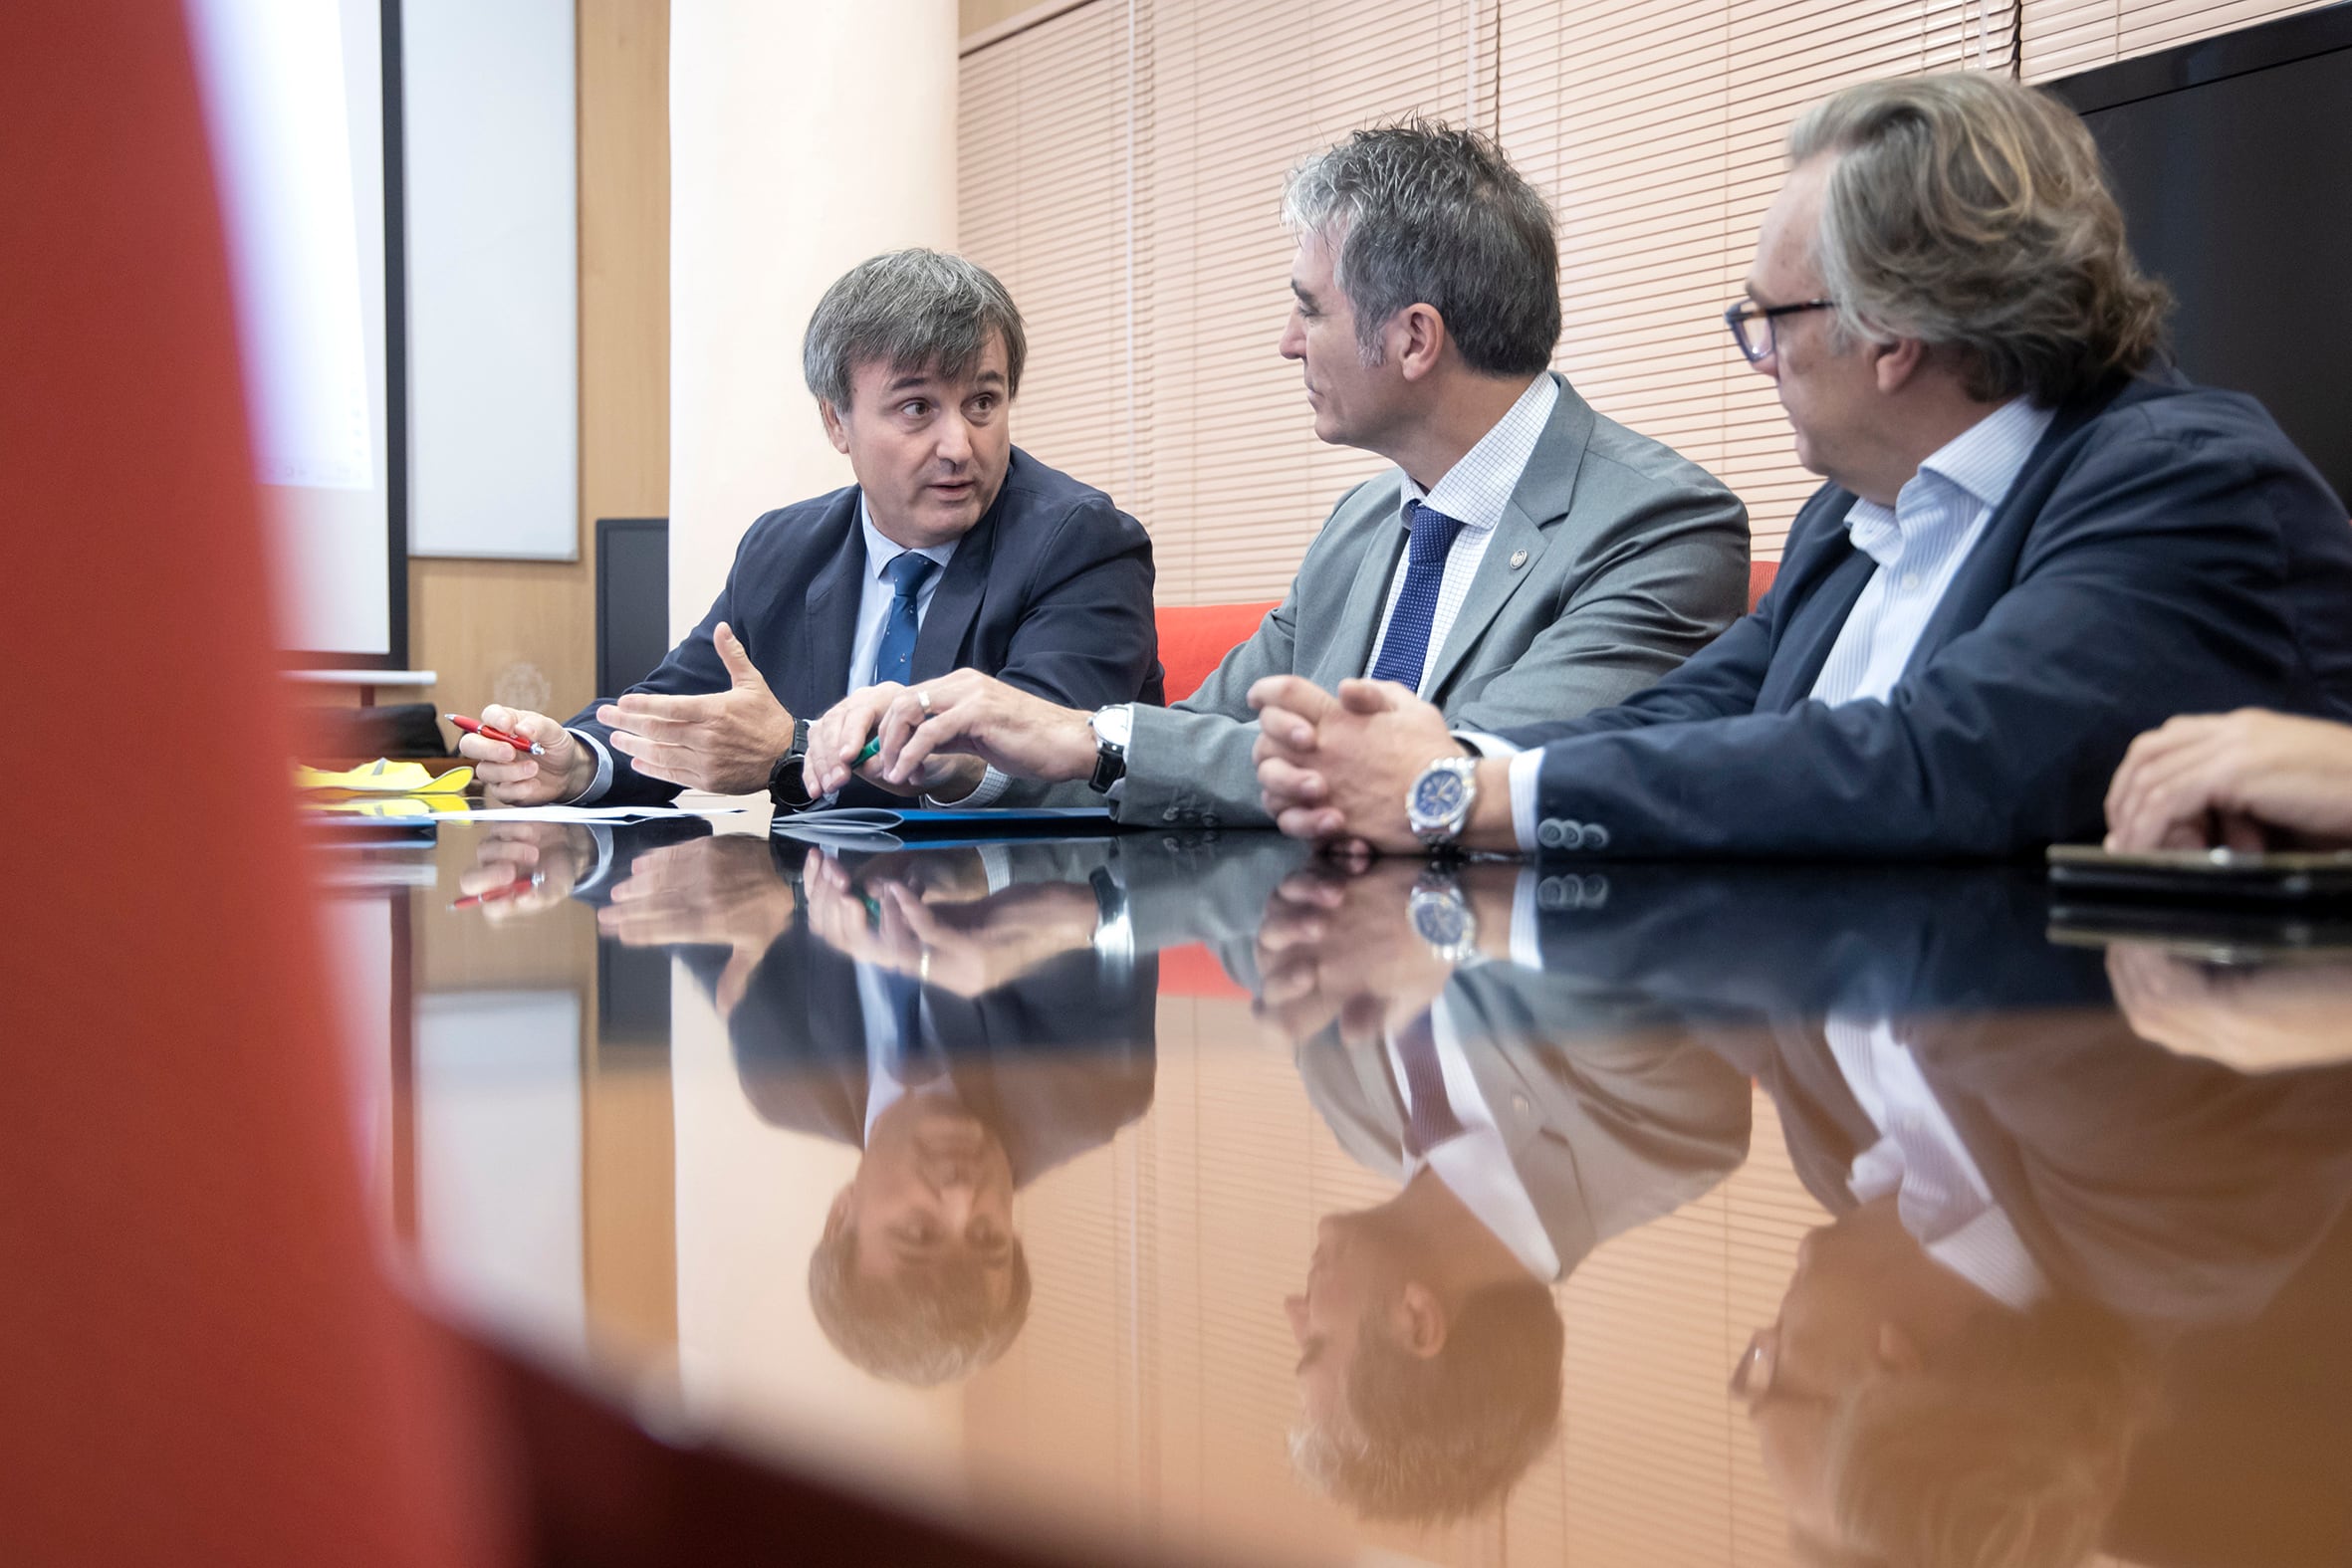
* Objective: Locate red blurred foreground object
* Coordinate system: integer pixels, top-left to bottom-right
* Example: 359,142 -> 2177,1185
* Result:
0,5 -> 508,1565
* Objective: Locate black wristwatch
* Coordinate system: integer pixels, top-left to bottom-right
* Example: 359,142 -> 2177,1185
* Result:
768,720 -> 817,811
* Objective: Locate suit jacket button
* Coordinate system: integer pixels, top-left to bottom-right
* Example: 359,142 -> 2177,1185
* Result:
1162,806 -> 1179,822
1579,823 -> 1610,851
1536,817 -> 1566,849
1538,874 -> 1572,908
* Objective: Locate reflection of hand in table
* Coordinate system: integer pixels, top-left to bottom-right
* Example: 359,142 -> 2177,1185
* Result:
2106,941 -> 2352,1072
596,835 -> 800,1018
801,852 -> 1098,998
1251,857 -> 1514,1045
455,821 -> 594,922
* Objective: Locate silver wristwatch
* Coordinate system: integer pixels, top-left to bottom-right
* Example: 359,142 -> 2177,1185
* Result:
1405,756 -> 1480,848
1408,869 -> 1480,964
1087,704 -> 1132,793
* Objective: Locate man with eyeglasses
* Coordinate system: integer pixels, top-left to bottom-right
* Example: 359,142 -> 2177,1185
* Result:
1249,72 -> 2352,859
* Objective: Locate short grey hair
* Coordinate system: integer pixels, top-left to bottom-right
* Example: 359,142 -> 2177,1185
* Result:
1282,119 -> 1560,376
807,1225 -> 1032,1387
801,248 -> 1028,410
1788,73 -> 2171,405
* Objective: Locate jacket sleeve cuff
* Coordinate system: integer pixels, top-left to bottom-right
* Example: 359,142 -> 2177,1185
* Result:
565,728 -> 615,804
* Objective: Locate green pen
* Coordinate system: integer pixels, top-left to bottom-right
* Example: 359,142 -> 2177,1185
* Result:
853,736 -> 883,768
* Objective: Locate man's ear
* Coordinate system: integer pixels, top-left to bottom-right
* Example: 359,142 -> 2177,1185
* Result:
1874,1321 -> 1926,1374
1870,335 -> 1929,395
819,398 -> 852,455
1393,303 -> 1449,382
1393,1279 -> 1450,1358
823,1182 -> 856,1242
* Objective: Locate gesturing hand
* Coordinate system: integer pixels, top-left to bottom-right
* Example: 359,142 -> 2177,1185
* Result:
2104,709 -> 2352,851
599,621 -> 796,794
459,704 -> 591,805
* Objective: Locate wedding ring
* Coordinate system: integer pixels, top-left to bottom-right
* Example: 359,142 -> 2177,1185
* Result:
915,688 -> 933,718
918,950 -> 932,983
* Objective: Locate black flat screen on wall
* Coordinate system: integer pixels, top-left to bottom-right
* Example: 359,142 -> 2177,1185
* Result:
2047,4 -> 2352,511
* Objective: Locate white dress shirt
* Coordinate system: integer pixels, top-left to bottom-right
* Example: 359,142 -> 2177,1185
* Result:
567,498 -> 956,803
1493,396 -> 2053,848
1386,997 -> 1563,1281
1823,1013 -> 2046,1310
1809,396 -> 2052,706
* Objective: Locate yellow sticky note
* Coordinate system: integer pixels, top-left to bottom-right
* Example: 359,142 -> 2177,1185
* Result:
297,759 -> 474,795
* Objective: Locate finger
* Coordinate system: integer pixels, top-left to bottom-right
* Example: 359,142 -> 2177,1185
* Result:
2104,715 -> 2225,824
472,758 -> 540,785
608,691 -> 725,727
886,704 -> 979,784
1248,674 -> 1339,721
872,691 -> 936,776
1335,677 -> 1409,714
1257,756 -> 1329,807
2110,739 -> 2234,850
713,621 -> 762,689
606,731 -> 703,787
1272,869 -> 1347,910
456,732 -> 520,765
1275,804 -> 1349,841
596,702 -> 712,742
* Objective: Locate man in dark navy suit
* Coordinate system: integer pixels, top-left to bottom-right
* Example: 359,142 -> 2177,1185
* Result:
1250,72 -> 2352,858
457,248 -> 1161,810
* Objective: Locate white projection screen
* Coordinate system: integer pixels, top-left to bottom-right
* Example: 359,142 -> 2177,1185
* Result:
186,0 -> 401,664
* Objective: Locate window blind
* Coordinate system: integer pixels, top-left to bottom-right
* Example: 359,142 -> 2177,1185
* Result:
961,0 -> 2330,588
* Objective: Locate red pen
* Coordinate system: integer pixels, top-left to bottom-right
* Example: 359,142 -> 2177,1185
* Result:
448,713 -> 545,757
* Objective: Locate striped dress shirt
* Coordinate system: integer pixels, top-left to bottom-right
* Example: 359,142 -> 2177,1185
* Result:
1809,397 -> 2054,706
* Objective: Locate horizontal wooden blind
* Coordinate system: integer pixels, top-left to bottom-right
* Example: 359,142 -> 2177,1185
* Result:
962,0 -> 2327,587
2021,0 -> 2339,79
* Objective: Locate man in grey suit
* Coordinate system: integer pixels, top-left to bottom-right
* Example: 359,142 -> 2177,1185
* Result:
797,122 -> 1749,828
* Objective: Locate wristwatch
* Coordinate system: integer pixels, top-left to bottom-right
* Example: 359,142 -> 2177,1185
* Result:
1087,704 -> 1132,793
1408,867 -> 1480,964
1405,756 -> 1480,847
768,719 -> 817,811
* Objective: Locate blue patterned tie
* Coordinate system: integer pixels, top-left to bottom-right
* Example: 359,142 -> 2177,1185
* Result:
870,551 -> 940,686
1395,1010 -> 1466,1159
1369,501 -> 1465,692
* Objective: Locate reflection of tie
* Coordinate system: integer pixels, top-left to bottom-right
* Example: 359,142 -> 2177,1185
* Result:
1395,1011 -> 1465,1159
871,552 -> 940,686
878,969 -> 944,1086
1368,502 -> 1465,693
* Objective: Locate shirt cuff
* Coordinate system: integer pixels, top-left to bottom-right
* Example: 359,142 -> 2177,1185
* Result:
1506,749 -> 1543,853
925,765 -> 1012,809
1509,868 -> 1543,969
565,728 -> 614,805
1456,731 -> 1522,759
566,824 -> 620,898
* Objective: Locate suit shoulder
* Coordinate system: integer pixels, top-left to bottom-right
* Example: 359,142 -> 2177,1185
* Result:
997,448 -> 1136,531
736,486 -> 857,553
1578,411 -> 1743,511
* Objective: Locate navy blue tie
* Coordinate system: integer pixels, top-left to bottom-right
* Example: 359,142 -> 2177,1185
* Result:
870,551 -> 940,686
1395,1010 -> 1466,1159
1369,502 -> 1465,692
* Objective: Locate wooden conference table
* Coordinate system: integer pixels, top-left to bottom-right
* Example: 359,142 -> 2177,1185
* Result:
328,812 -> 2352,1568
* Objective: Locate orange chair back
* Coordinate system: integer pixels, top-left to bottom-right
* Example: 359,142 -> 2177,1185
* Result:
1749,558 -> 1780,611
1155,601 -> 1281,703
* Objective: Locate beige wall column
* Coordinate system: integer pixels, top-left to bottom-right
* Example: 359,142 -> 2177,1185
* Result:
667,0 -> 960,636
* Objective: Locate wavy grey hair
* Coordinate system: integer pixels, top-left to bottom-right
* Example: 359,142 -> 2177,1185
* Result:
802,248 -> 1028,410
1282,119 -> 1560,376
1788,73 -> 2171,405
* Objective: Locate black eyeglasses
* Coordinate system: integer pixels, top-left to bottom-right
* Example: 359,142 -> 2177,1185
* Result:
1724,298 -> 1835,363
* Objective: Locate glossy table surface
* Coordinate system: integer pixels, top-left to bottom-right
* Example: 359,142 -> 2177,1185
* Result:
329,813 -> 2352,1568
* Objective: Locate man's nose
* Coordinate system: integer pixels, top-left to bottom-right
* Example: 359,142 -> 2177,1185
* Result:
1277,315 -> 1304,361
934,412 -> 974,465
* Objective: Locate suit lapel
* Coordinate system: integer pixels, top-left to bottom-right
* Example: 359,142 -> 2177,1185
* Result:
911,488 -> 1002,680
1757,542 -> 1875,711
1420,375 -> 1592,701
801,498 -> 868,709
1316,500 -> 1408,686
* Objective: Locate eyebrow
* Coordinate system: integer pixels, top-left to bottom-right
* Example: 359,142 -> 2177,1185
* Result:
1290,280 -> 1317,308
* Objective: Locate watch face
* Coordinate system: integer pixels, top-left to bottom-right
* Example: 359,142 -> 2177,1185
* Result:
1411,890 -> 1472,949
1410,767 -> 1469,820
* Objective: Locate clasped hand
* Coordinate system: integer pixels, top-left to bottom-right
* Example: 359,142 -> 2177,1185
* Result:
802,669 -> 1095,801
1250,675 -> 1471,852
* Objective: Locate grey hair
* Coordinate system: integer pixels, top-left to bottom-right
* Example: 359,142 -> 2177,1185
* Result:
1788,73 -> 2170,405
1282,119 -> 1560,376
801,248 -> 1028,410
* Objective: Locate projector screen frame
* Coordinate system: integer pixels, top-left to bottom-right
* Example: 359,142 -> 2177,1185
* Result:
290,0 -> 410,672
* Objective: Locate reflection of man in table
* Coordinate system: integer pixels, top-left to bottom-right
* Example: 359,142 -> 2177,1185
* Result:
596,833 -> 1158,1385
1259,863 -> 1751,1518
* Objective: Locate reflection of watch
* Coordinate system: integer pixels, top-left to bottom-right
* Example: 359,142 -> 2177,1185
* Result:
1409,870 -> 1480,964
768,720 -> 816,811
1406,756 -> 1479,847
1087,705 -> 1131,793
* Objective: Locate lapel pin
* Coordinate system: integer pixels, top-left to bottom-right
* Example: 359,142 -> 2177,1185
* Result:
1509,550 -> 1529,570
